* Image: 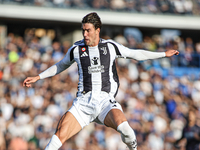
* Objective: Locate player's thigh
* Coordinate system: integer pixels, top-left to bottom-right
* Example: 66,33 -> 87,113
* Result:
104,109 -> 127,130
55,111 -> 82,143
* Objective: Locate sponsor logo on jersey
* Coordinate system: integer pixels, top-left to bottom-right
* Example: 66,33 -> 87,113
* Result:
91,57 -> 99,65
88,65 -> 104,74
100,47 -> 107,55
81,47 -> 86,52
81,52 -> 88,57
88,57 -> 105,74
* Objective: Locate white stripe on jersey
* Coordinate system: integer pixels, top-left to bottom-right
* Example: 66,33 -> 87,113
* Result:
88,46 -> 102,96
107,42 -> 119,97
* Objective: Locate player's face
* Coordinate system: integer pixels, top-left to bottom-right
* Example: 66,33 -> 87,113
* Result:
82,23 -> 100,47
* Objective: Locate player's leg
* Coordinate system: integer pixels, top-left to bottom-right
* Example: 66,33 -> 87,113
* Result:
45,111 -> 82,150
104,109 -> 137,150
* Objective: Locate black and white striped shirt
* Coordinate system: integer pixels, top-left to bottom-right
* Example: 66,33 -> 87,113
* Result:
39,39 -> 165,97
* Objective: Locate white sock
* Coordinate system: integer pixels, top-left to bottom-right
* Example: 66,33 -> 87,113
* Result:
117,121 -> 137,150
45,135 -> 62,150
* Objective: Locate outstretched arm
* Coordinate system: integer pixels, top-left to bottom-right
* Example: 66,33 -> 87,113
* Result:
23,62 -> 68,88
23,63 -> 61,88
23,60 -> 74,87
23,46 -> 75,88
165,50 -> 179,57
23,76 -> 40,87
127,49 -> 179,61
109,39 -> 179,60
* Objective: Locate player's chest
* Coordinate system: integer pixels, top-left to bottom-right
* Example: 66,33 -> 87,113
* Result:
75,45 -> 112,67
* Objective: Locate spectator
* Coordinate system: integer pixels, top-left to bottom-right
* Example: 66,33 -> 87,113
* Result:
1,0 -> 200,15
174,108 -> 200,150
110,0 -> 126,11
8,137 -> 28,150
0,128 -> 6,150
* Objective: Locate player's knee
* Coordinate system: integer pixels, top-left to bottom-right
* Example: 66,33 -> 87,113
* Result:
117,121 -> 137,149
117,121 -> 135,139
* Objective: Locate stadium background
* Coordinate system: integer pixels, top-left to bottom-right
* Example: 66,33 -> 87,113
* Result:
0,0 -> 200,150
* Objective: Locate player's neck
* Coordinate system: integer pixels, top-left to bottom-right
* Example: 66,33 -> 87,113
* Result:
89,37 -> 100,47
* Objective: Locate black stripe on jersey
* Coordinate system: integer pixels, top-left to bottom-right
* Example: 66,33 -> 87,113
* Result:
108,42 -> 121,56
70,46 -> 77,61
112,61 -> 119,97
79,46 -> 92,93
98,43 -> 111,93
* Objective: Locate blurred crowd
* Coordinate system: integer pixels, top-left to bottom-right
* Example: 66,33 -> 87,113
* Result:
0,28 -> 200,150
1,0 -> 200,15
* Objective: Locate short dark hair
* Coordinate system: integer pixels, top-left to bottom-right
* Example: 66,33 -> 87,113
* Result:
82,12 -> 102,29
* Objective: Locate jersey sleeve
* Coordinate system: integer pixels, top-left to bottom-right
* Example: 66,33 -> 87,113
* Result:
108,40 -> 166,60
39,46 -> 76,79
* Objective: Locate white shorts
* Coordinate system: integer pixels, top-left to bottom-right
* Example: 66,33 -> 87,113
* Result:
68,91 -> 123,128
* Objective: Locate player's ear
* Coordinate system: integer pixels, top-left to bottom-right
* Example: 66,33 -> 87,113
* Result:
96,28 -> 100,34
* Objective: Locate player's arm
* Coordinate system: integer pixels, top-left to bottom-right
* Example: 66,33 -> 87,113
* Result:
111,40 -> 179,60
38,54 -> 74,79
23,75 -> 40,87
126,49 -> 179,61
23,47 -> 75,88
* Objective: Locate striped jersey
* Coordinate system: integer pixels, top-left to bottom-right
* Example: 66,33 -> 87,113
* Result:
39,38 -> 165,98
68,38 -> 124,97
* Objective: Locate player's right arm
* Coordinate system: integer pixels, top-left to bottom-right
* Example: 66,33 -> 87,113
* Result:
23,46 -> 76,88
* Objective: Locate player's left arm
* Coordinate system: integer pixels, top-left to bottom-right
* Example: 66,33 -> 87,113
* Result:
127,49 -> 179,61
111,40 -> 179,60
165,49 -> 179,57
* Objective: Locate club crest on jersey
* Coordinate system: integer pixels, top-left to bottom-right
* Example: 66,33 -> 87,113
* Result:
100,47 -> 107,55
81,47 -> 86,52
91,57 -> 99,65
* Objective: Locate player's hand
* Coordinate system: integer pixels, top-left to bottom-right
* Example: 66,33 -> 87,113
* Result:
165,50 -> 179,57
23,76 -> 40,87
